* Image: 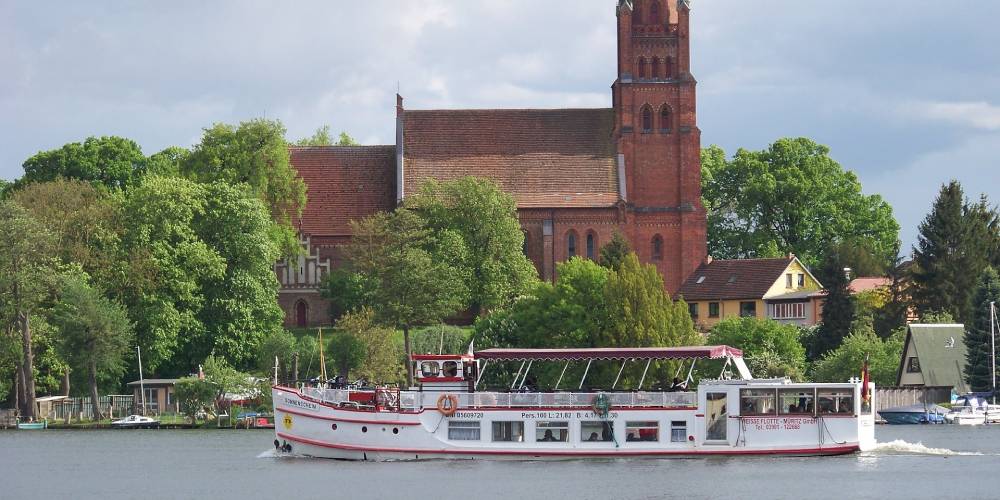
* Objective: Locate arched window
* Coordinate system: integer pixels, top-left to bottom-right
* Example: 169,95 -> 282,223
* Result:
638,58 -> 647,79
641,106 -> 653,133
295,300 -> 308,328
586,232 -> 596,260
650,1 -> 661,25
567,231 -> 578,258
632,5 -> 643,25
652,235 -> 664,261
666,57 -> 675,79
660,105 -> 672,131
651,58 -> 661,80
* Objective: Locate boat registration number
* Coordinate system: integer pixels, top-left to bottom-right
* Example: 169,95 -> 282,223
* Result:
453,412 -> 485,419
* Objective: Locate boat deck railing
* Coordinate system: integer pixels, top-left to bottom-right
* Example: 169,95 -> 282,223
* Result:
300,387 -> 697,411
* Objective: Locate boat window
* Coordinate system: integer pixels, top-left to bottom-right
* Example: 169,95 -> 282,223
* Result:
626,421 -> 659,442
705,393 -> 728,441
492,421 -> 524,442
442,361 -> 459,377
740,389 -> 777,415
670,421 -> 687,442
420,361 -> 440,377
581,421 -> 614,442
447,421 -> 481,441
535,421 -> 569,442
817,390 -> 854,415
779,388 -> 815,415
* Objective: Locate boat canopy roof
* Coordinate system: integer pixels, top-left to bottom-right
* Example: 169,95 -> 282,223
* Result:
474,346 -> 743,362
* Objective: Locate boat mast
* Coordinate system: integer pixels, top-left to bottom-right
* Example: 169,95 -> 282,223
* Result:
137,346 -> 146,416
991,301 -> 996,404
318,328 -> 327,382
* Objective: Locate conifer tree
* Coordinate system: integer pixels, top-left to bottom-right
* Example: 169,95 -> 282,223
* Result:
965,267 -> 1000,392
598,232 -> 632,271
813,248 -> 854,358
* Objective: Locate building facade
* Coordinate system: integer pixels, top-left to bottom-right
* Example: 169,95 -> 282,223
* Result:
278,0 -> 707,327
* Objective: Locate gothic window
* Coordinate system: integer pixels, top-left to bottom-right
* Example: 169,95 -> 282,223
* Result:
652,235 -> 664,261
632,4 -> 643,25
586,232 -> 596,260
650,1 -> 661,25
567,231 -> 578,258
295,300 -> 308,328
660,105 -> 672,131
638,58 -> 648,79
666,57 -> 675,79
641,106 -> 653,133
651,58 -> 661,80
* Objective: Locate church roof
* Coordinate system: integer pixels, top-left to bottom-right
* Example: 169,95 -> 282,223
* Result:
290,146 -> 397,237
402,108 -> 620,208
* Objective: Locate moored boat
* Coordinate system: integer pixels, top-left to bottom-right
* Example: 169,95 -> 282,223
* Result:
878,404 -> 948,424
16,419 -> 47,430
111,415 -> 160,429
272,346 -> 876,461
944,393 -> 1000,425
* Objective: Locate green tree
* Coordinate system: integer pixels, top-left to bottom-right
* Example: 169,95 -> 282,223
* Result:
0,201 -> 59,419
811,324 -> 904,386
295,126 -> 358,146
49,276 -> 134,420
707,317 -> 806,380
598,232 -> 632,271
701,139 -> 899,269
174,377 -> 216,423
146,146 -> 190,177
911,181 -> 997,324
202,355 -> 255,411
812,247 -> 855,358
412,325 -> 473,357
604,254 -> 699,348
320,269 -> 374,322
256,329 -> 296,382
0,179 -> 10,199
343,209 -> 470,386
965,267 -> 1000,391
407,177 -> 537,314
182,119 -> 306,256
19,136 -> 147,190
333,308 -> 403,384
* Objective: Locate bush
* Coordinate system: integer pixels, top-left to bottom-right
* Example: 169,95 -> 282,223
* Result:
707,317 -> 806,380
811,324 -> 903,386
174,377 -> 216,422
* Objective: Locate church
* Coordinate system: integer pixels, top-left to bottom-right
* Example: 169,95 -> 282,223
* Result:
276,0 -> 707,328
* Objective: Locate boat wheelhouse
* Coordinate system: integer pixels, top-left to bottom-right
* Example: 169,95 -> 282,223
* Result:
272,346 -> 876,461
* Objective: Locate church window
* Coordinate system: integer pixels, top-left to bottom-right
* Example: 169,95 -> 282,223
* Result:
641,106 -> 653,133
586,232 -> 596,260
567,231 -> 578,258
651,58 -> 661,80
638,58 -> 648,79
652,235 -> 664,261
666,57 -> 675,78
295,300 -> 308,328
632,5 -> 643,25
650,1 -> 661,25
660,105 -> 672,132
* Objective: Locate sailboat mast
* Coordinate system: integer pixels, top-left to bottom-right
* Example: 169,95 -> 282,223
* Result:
991,301 -> 996,403
318,328 -> 327,382
137,346 -> 146,415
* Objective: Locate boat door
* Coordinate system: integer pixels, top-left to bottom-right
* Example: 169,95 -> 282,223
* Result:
704,392 -> 729,444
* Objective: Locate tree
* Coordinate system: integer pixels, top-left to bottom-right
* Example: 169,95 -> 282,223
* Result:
0,201 -> 58,419
702,139 -> 899,269
811,324 -> 904,386
707,317 -> 806,380
812,247 -> 855,358
412,325 -> 473,357
202,355 -> 256,412
407,177 -> 537,314
146,146 -> 190,177
332,308 -> 403,384
603,254 -> 700,349
174,377 -> 216,423
19,136 -> 147,190
911,181 -> 996,324
0,179 -> 10,199
598,232 -> 632,271
295,126 -> 358,147
320,268 -> 374,322
965,267 -> 1000,391
182,119 -> 306,256
343,209 -> 470,386
49,276 -> 133,420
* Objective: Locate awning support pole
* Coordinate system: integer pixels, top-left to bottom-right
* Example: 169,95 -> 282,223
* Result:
638,359 -> 652,390
685,360 -> 697,385
475,359 -> 489,390
511,361 -> 526,390
517,360 -> 533,390
612,360 -> 628,389
554,362 -> 570,390
579,360 -> 593,390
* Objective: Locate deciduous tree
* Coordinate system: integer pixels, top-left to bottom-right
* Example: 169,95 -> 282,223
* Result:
295,126 -> 358,146
811,324 -> 903,386
707,317 -> 806,380
19,136 -> 147,190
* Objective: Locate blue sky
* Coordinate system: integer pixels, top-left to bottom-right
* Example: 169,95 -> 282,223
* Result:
3,0 -> 999,251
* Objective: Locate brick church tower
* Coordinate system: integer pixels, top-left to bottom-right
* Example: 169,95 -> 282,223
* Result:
613,0 -> 706,292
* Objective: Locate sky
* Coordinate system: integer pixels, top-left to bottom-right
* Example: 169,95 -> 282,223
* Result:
3,0 -> 999,251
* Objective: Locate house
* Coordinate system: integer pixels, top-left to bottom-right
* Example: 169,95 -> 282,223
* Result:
277,0 -> 708,327
677,255 -> 824,329
896,324 -> 969,394
127,379 -> 179,415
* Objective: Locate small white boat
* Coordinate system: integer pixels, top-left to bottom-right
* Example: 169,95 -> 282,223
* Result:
111,415 -> 160,429
944,394 -> 1000,425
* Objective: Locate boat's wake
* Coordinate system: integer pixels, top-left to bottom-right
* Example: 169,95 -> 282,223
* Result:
869,439 -> 983,456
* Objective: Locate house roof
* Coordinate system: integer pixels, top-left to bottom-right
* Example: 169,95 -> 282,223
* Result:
677,257 -> 797,301
289,146 -> 397,237
127,379 -> 180,387
402,108 -> 620,208
849,277 -> 892,294
896,324 -> 969,393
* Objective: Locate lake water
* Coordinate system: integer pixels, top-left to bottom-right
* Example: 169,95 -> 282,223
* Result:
0,425 -> 995,500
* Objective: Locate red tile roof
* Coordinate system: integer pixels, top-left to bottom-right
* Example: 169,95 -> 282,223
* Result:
848,277 -> 892,294
402,108 -> 620,208
289,146 -> 397,237
677,257 -> 795,301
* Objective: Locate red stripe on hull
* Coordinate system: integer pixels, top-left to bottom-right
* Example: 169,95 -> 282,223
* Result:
275,432 -> 859,458
276,407 -> 421,426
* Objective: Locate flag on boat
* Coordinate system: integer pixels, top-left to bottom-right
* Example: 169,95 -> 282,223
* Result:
861,354 -> 871,402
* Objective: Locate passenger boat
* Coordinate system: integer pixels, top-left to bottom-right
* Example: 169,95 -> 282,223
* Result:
271,346 -> 876,461
111,415 -> 160,429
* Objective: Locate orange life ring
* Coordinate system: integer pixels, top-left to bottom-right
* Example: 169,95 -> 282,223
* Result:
436,394 -> 459,416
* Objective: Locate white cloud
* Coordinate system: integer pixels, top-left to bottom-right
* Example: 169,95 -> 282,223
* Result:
900,100 -> 1000,131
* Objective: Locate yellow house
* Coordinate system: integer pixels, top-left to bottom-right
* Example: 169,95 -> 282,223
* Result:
677,254 -> 824,330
